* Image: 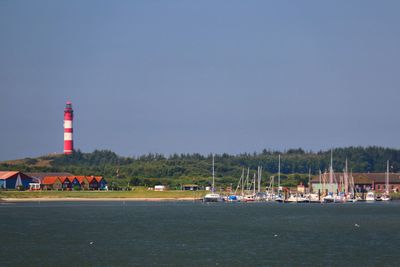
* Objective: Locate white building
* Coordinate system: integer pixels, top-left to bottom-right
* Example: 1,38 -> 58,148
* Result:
154,185 -> 166,191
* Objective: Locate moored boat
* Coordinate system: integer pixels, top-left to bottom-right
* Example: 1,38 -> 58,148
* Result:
203,154 -> 223,203
255,192 -> 267,201
334,193 -> 346,203
308,193 -> 321,203
365,191 -> 375,202
323,193 -> 335,203
381,160 -> 391,201
227,195 -> 240,202
243,194 -> 255,202
204,193 -> 224,202
275,194 -> 284,203
285,194 -> 308,203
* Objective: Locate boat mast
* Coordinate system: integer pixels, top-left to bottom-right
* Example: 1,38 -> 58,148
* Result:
253,173 -> 256,195
278,154 -> 281,193
319,170 -> 322,194
258,166 -> 262,193
241,168 -> 244,196
350,169 -> 354,195
344,159 -> 349,196
245,168 -> 250,193
308,168 -> 311,194
271,176 -> 274,196
212,154 -> 215,192
329,150 -> 334,193
235,168 -> 244,195
386,160 -> 390,195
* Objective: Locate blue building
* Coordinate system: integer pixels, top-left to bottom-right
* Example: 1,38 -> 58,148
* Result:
0,171 -> 34,189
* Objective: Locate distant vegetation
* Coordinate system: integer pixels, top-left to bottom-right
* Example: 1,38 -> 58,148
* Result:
1,146 -> 400,188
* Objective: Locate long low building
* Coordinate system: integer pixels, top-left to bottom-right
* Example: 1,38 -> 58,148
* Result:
311,172 -> 400,193
0,171 -> 34,189
41,175 -> 107,190
0,171 -> 107,190
26,172 -> 74,183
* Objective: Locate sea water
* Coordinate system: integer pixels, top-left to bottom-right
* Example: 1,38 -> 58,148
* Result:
0,201 -> 399,266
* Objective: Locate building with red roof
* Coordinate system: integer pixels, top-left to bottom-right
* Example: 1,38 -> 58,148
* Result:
41,176 -> 63,190
0,171 -> 34,189
74,176 -> 90,190
87,176 -> 106,190
58,176 -> 72,190
37,175 -> 107,190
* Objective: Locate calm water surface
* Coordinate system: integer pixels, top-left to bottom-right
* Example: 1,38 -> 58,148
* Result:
0,201 -> 399,267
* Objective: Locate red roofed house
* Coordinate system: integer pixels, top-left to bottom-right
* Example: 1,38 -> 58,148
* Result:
68,176 -> 82,190
41,176 -> 63,190
0,171 -> 34,189
39,175 -> 105,190
59,176 -> 72,190
75,176 -> 90,190
87,176 -> 107,190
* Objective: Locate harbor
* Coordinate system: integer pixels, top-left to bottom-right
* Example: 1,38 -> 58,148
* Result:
203,153 -> 397,204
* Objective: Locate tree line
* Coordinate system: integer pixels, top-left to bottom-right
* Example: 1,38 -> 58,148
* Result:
1,146 -> 399,188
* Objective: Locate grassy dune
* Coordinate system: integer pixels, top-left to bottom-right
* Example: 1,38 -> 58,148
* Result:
0,187 -> 206,199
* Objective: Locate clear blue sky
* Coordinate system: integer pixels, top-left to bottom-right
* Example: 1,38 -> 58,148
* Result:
1,0 -> 400,160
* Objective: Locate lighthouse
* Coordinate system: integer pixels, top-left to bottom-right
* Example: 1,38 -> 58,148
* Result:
64,101 -> 74,154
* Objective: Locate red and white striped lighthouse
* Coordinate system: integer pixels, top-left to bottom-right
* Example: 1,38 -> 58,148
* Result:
63,101 -> 74,154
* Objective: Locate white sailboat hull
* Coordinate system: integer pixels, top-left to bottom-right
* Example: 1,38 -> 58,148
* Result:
203,193 -> 223,202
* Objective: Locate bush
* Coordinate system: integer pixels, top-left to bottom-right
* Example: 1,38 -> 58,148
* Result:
129,177 -> 141,186
17,185 -> 25,191
73,185 -> 81,191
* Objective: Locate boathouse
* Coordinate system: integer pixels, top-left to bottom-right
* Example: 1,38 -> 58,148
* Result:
39,175 -> 105,190
41,176 -> 63,190
0,171 -> 33,189
75,176 -> 90,190
353,173 -> 400,193
311,172 -> 400,193
26,172 -> 73,183
59,176 -> 72,190
69,177 -> 82,190
182,184 -> 200,191
87,176 -> 106,190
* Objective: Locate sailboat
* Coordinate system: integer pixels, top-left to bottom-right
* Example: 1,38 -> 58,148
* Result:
203,154 -> 223,202
266,175 -> 275,201
228,168 -> 245,202
307,168 -> 320,203
255,166 -> 267,201
381,160 -> 391,201
323,151 -> 336,203
243,173 -> 256,202
275,155 -> 284,202
365,191 -> 375,202
344,160 -> 356,202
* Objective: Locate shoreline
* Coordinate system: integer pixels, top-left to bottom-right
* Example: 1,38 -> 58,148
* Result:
0,197 -> 203,202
